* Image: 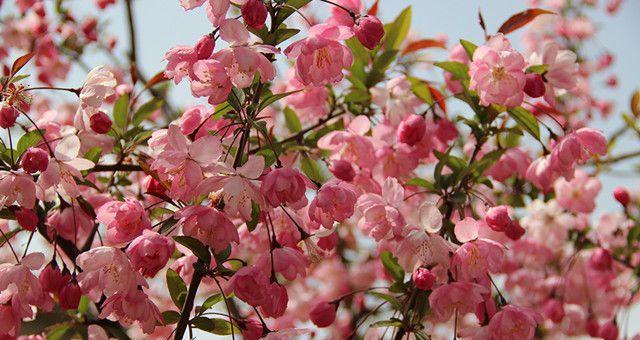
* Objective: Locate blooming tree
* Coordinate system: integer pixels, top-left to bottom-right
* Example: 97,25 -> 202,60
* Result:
0,0 -> 637,339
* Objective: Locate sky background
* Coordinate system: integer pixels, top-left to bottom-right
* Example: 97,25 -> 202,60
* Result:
4,0 -> 640,338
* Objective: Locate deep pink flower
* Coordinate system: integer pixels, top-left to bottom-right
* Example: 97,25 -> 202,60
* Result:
97,198 -> 151,246
355,15 -> 384,50
549,128 -> 606,179
231,266 -> 270,307
21,147 -> 49,174
451,239 -> 504,281
259,282 -> 288,318
126,230 -> 175,278
598,320 -> 619,340
59,280 -> 82,310
487,147 -> 531,182
469,34 -> 526,107
15,207 -> 38,231
190,59 -> 232,105
589,248 -> 613,271
99,289 -> 162,334
397,114 -> 426,146
0,102 -> 19,128
164,35 -> 215,85
241,0 -> 267,29
260,167 -> 310,209
485,205 -> 513,232
317,116 -> 376,168
256,246 -> 310,281
524,73 -> 545,98
176,206 -> 239,251
285,24 -> 354,86
309,181 -> 357,228
412,268 -> 436,290
39,263 -> 69,294
429,282 -> 488,322
329,160 -> 355,182
309,300 -> 337,327
487,305 -> 542,340
542,299 -> 565,323
240,319 -> 263,340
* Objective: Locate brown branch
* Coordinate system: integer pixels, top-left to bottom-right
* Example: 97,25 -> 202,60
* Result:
174,265 -> 205,340
91,164 -> 143,172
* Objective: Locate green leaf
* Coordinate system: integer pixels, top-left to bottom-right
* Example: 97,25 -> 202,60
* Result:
380,251 -> 405,283
19,311 -> 72,335
132,98 -> 163,127
274,28 -> 300,45
173,236 -> 211,264
406,178 -> 436,190
385,7 -> 412,50
371,319 -> 403,328
258,90 -> 301,113
47,326 -> 71,340
162,311 -> 181,325
191,317 -> 234,335
434,61 -> 469,81
228,88 -> 245,112
459,39 -> 478,59
197,293 -> 224,315
274,0 -> 311,28
369,292 -> 403,310
16,129 -> 43,158
283,107 -> 302,133
246,202 -> 260,232
84,147 -> 102,164
526,64 -> 549,74
9,74 -> 30,84
408,77 -> 433,105
166,268 -> 188,309
113,94 -> 129,131
300,155 -> 324,183
508,107 -> 540,140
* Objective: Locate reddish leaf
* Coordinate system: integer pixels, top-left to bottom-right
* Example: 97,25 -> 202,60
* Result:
144,71 -> 169,90
498,8 -> 555,35
401,39 -> 446,56
10,52 -> 33,78
428,86 -> 447,113
367,0 -> 379,16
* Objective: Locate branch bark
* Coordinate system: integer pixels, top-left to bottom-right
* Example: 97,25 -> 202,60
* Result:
173,267 -> 205,340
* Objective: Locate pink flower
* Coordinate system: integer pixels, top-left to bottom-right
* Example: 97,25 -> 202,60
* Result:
21,147 -> 49,174
15,207 -> 38,231
554,170 -> 601,214
485,206 -> 513,232
39,263 -> 69,294
309,300 -> 337,327
487,305 -> 542,340
396,114 -> 426,146
241,0 -> 267,29
240,319 -> 263,340
309,181 -> 357,228
469,34 -> 526,107
126,230 -> 175,278
329,160 -> 355,182
164,35 -> 215,85
327,0 -> 362,27
487,147 -> 531,182
37,134 -> 95,199
59,280 -> 82,310
99,289 -> 162,334
260,167 -> 310,209
412,268 -> 436,290
429,282 -> 489,322
355,16 -> 384,50
285,24 -> 354,86
190,59 -> 232,105
259,282 -> 288,318
0,171 -> 36,209
356,178 -> 407,240
256,246 -> 309,281
549,128 -> 606,179
0,253 -> 53,321
176,205 -> 239,251
528,41 -> 578,106
396,230 -> 452,271
231,266 -> 270,307
97,198 -> 151,246
454,217 -> 480,243
0,102 -> 19,128
179,0 -> 230,26
75,66 -> 116,123
542,299 -> 565,323
523,73 -> 545,98
318,116 -> 376,168
445,44 -> 470,93
76,247 -> 141,301
525,156 -> 556,193
451,239 -> 504,281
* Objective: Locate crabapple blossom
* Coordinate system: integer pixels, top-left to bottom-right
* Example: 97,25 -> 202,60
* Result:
309,300 -> 338,327
354,15 -> 384,50
97,198 -> 151,245
21,147 -> 49,174
126,230 -> 176,277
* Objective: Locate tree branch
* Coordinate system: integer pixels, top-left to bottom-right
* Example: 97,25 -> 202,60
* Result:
174,266 -> 204,340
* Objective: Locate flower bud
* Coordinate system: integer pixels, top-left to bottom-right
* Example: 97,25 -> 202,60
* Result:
0,103 -> 19,128
145,176 -> 166,196
397,115 -> 426,146
39,263 -> 67,294
542,299 -> 565,323
412,267 -> 436,290
355,15 -> 385,50
329,160 -> 355,182
59,280 -> 82,310
598,320 -> 618,340
195,35 -> 215,60
21,147 -> 49,173
485,205 -> 512,232
15,208 -> 38,231
524,73 -> 546,98
309,300 -> 337,327
589,248 -> 613,271
240,318 -> 263,340
505,220 -> 525,240
586,318 -> 600,337
613,186 -> 630,206
90,111 -> 112,134
242,0 -> 268,29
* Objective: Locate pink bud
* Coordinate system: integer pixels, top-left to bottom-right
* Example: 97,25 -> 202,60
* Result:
485,206 -> 512,232
586,319 -> 600,337
39,263 -> 68,294
589,248 -> 613,271
15,208 -> 38,231
524,73 -> 546,98
397,114 -> 426,146
240,318 -> 263,340
505,220 -> 525,240
355,15 -> 385,50
329,160 -> 355,182
241,0 -> 267,29
412,267 -> 436,290
309,300 -> 337,327
21,147 -> 49,173
542,299 -> 565,323
317,232 -> 338,251
195,35 -> 215,60
90,111 -> 112,134
145,176 -> 166,196
0,103 -> 19,128
598,320 -> 618,340
59,280 -> 82,310
613,186 -> 630,206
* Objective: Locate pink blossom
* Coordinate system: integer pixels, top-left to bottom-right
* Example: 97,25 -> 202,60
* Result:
59,280 -> 82,310
76,247 -> 141,301
327,0 -> 362,27
469,34 -> 526,107
99,289 -> 162,334
329,160 -> 355,182
285,24 -> 354,86
231,265 -> 270,307
528,41 -> 578,106
189,59 -> 232,105
429,282 -> 489,322
21,147 -> 49,174
260,167 -> 310,209
256,246 -> 310,281
525,156 -> 557,192
89,111 -> 112,134
308,181 -> 357,228
37,134 -> 95,198
97,198 -> 151,246
397,114 -> 426,146
0,171 -> 36,209
164,35 -> 215,85
356,178 -> 407,240
412,268 -> 436,290
318,116 -> 376,168
179,0 -> 230,26
451,239 -> 504,281
454,217 -> 480,243
176,205 -> 239,251
15,207 -> 38,231
259,282 -> 288,318
309,300 -> 337,327
240,319 -> 263,340
126,230 -> 175,278
241,0 -> 267,29
485,206 -> 513,232
487,147 -> 531,182
370,76 -> 423,125
0,102 -> 19,128
396,230 -> 452,271
487,305 -> 542,340
554,170 -> 601,214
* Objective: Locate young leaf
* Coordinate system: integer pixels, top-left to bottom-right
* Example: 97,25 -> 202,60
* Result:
191,317 -> 234,335
401,39 -> 446,56
16,129 -> 43,158
166,268 -> 188,308
380,251 -> 405,283
283,107 -> 302,133
300,155 -> 324,184
173,236 -> 211,264
459,39 -> 478,59
113,94 -> 130,131
258,90 -> 301,113
162,311 -> 181,325
132,98 -> 163,127
434,61 -> 469,81
498,8 -> 555,35
10,52 -> 34,78
384,6 -> 412,50
508,107 -> 541,140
